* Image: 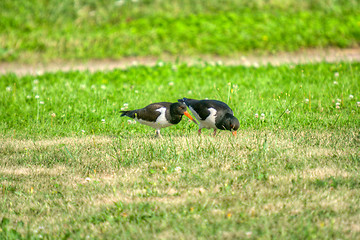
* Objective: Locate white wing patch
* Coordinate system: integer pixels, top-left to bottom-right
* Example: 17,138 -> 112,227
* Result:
136,107 -> 173,130
189,106 -> 217,129
155,107 -> 172,126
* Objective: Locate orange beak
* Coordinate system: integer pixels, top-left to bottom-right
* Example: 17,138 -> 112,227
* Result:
232,131 -> 237,137
184,111 -> 198,124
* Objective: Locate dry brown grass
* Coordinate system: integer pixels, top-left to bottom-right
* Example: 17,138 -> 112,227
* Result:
0,166 -> 67,176
1,130 -> 359,239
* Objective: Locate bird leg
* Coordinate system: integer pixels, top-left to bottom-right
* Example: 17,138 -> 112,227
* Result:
198,129 -> 202,136
213,129 -> 217,137
155,129 -> 162,138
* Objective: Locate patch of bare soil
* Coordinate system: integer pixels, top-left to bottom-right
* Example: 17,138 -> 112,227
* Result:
1,48 -> 359,76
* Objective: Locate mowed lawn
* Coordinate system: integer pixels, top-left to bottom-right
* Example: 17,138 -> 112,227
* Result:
1,62 -> 360,239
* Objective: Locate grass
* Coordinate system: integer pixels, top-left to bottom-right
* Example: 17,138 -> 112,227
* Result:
1,0 -> 360,62
0,62 -> 359,138
1,62 -> 360,239
1,133 -> 360,239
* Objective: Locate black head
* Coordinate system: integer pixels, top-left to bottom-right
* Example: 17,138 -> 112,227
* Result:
170,102 -> 197,124
170,102 -> 187,115
220,114 -> 240,136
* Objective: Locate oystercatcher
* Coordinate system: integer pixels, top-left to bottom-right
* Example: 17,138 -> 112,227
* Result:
120,102 -> 197,137
178,98 -> 239,136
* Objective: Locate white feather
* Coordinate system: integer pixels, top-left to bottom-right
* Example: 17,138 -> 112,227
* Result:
136,107 -> 173,130
189,106 -> 217,129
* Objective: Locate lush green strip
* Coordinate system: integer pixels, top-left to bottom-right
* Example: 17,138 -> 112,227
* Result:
0,0 -> 359,62
0,62 -> 359,139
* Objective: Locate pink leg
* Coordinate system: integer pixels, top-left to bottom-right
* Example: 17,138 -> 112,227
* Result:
213,129 -> 217,137
198,129 -> 202,136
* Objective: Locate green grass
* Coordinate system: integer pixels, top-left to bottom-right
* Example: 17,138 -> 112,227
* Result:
1,62 -> 360,239
1,133 -> 360,239
1,62 -> 359,138
1,0 -> 360,62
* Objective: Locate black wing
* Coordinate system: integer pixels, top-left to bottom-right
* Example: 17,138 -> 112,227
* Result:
121,102 -> 171,122
179,98 -> 233,120
178,98 -> 209,120
204,100 -> 234,116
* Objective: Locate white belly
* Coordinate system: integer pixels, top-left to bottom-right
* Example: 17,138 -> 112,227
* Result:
136,107 -> 173,130
189,106 -> 217,129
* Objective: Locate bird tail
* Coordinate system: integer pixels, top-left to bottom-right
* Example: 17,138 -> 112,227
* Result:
178,98 -> 189,105
178,98 -> 198,106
